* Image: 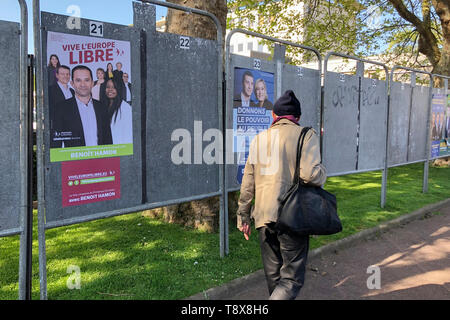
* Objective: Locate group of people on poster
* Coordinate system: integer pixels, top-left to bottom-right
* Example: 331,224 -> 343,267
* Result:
431,111 -> 448,141
48,54 -> 133,149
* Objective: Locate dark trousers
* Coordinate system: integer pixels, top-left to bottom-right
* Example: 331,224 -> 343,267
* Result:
258,223 -> 309,300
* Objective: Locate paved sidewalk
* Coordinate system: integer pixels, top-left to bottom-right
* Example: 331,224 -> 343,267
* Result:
188,199 -> 450,300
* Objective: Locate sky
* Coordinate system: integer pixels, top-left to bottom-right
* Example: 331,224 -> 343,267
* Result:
2,0 -> 392,56
1,0 -> 167,53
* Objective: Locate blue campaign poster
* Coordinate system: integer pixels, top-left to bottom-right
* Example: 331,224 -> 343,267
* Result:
233,67 -> 274,184
443,94 -> 450,156
431,93 -> 446,158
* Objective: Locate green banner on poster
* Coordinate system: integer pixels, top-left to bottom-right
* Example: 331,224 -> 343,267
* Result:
50,144 -> 133,162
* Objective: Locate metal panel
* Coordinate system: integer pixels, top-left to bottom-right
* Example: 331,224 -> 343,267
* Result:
146,30 -> 220,202
323,71 -> 359,175
281,64 -> 321,132
0,20 -> 21,235
358,77 -> 388,171
388,81 -> 412,166
40,12 -> 142,225
408,85 -> 430,162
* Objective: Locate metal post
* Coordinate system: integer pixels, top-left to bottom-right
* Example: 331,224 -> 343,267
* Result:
381,73 -> 392,208
423,76 -> 433,193
273,44 -> 286,100
17,0 -> 30,301
26,54 -> 34,300
33,0 -> 48,300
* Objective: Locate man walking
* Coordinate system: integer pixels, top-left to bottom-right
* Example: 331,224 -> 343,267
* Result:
237,90 -> 327,300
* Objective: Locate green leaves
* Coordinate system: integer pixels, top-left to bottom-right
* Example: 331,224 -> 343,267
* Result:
227,0 -> 443,70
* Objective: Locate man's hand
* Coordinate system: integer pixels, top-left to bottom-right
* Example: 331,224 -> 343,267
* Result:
239,222 -> 251,241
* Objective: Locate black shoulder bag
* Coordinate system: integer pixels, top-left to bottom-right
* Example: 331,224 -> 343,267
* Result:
275,127 -> 342,236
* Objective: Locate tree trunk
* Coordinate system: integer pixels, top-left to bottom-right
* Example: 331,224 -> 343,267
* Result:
431,0 -> 450,78
152,0 -> 232,233
165,0 -> 227,44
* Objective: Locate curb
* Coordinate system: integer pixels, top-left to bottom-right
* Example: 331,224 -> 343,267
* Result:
185,197 -> 450,300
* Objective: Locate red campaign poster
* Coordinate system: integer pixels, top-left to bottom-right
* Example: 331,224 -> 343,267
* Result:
61,158 -> 121,207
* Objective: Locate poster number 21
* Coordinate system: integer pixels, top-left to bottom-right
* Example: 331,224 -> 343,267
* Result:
90,21 -> 104,37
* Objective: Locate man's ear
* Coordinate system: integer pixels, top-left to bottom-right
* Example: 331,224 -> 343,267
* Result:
272,111 -> 277,120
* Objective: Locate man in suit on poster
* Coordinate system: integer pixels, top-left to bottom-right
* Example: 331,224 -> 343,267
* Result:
122,73 -> 132,105
234,70 -> 256,107
48,65 -> 74,127
438,113 -> 445,140
431,112 -> 439,141
51,65 -> 112,148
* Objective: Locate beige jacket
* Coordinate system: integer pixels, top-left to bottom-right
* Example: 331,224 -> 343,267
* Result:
237,119 -> 327,230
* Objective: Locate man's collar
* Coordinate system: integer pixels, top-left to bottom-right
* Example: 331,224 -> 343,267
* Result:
241,92 -> 250,102
57,81 -> 69,89
75,95 -> 93,107
271,118 -> 299,127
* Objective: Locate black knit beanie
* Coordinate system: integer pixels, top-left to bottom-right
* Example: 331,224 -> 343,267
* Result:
273,90 -> 301,117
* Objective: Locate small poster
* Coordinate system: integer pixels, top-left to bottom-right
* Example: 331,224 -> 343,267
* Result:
431,93 -> 446,158
441,94 -> 450,156
232,67 -> 274,184
46,31 -> 133,162
61,158 -> 121,207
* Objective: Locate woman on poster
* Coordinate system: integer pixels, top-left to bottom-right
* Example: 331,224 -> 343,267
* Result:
92,68 -> 106,101
47,54 -> 61,88
105,79 -> 133,145
106,63 -> 115,81
254,78 -> 273,110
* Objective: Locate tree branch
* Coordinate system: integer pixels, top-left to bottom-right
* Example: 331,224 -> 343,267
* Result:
388,0 -> 440,65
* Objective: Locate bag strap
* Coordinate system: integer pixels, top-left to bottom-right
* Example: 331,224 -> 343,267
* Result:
293,127 -> 311,185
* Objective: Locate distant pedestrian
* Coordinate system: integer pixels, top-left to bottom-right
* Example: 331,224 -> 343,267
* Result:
237,90 -> 327,300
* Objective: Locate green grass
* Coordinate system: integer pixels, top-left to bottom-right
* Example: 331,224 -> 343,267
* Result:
0,163 -> 449,300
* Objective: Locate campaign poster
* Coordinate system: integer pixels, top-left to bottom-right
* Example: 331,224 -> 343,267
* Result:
61,158 -> 121,207
233,67 -> 274,184
46,31 -> 133,163
430,93 -> 446,158
445,94 -> 450,154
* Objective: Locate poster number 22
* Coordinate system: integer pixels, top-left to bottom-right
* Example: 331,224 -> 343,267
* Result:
180,36 -> 190,50
90,21 -> 104,37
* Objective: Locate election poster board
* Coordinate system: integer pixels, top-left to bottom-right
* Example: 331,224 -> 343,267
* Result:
46,31 -> 133,163
430,93 -> 446,158
232,67 -> 274,184
46,31 -> 134,208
